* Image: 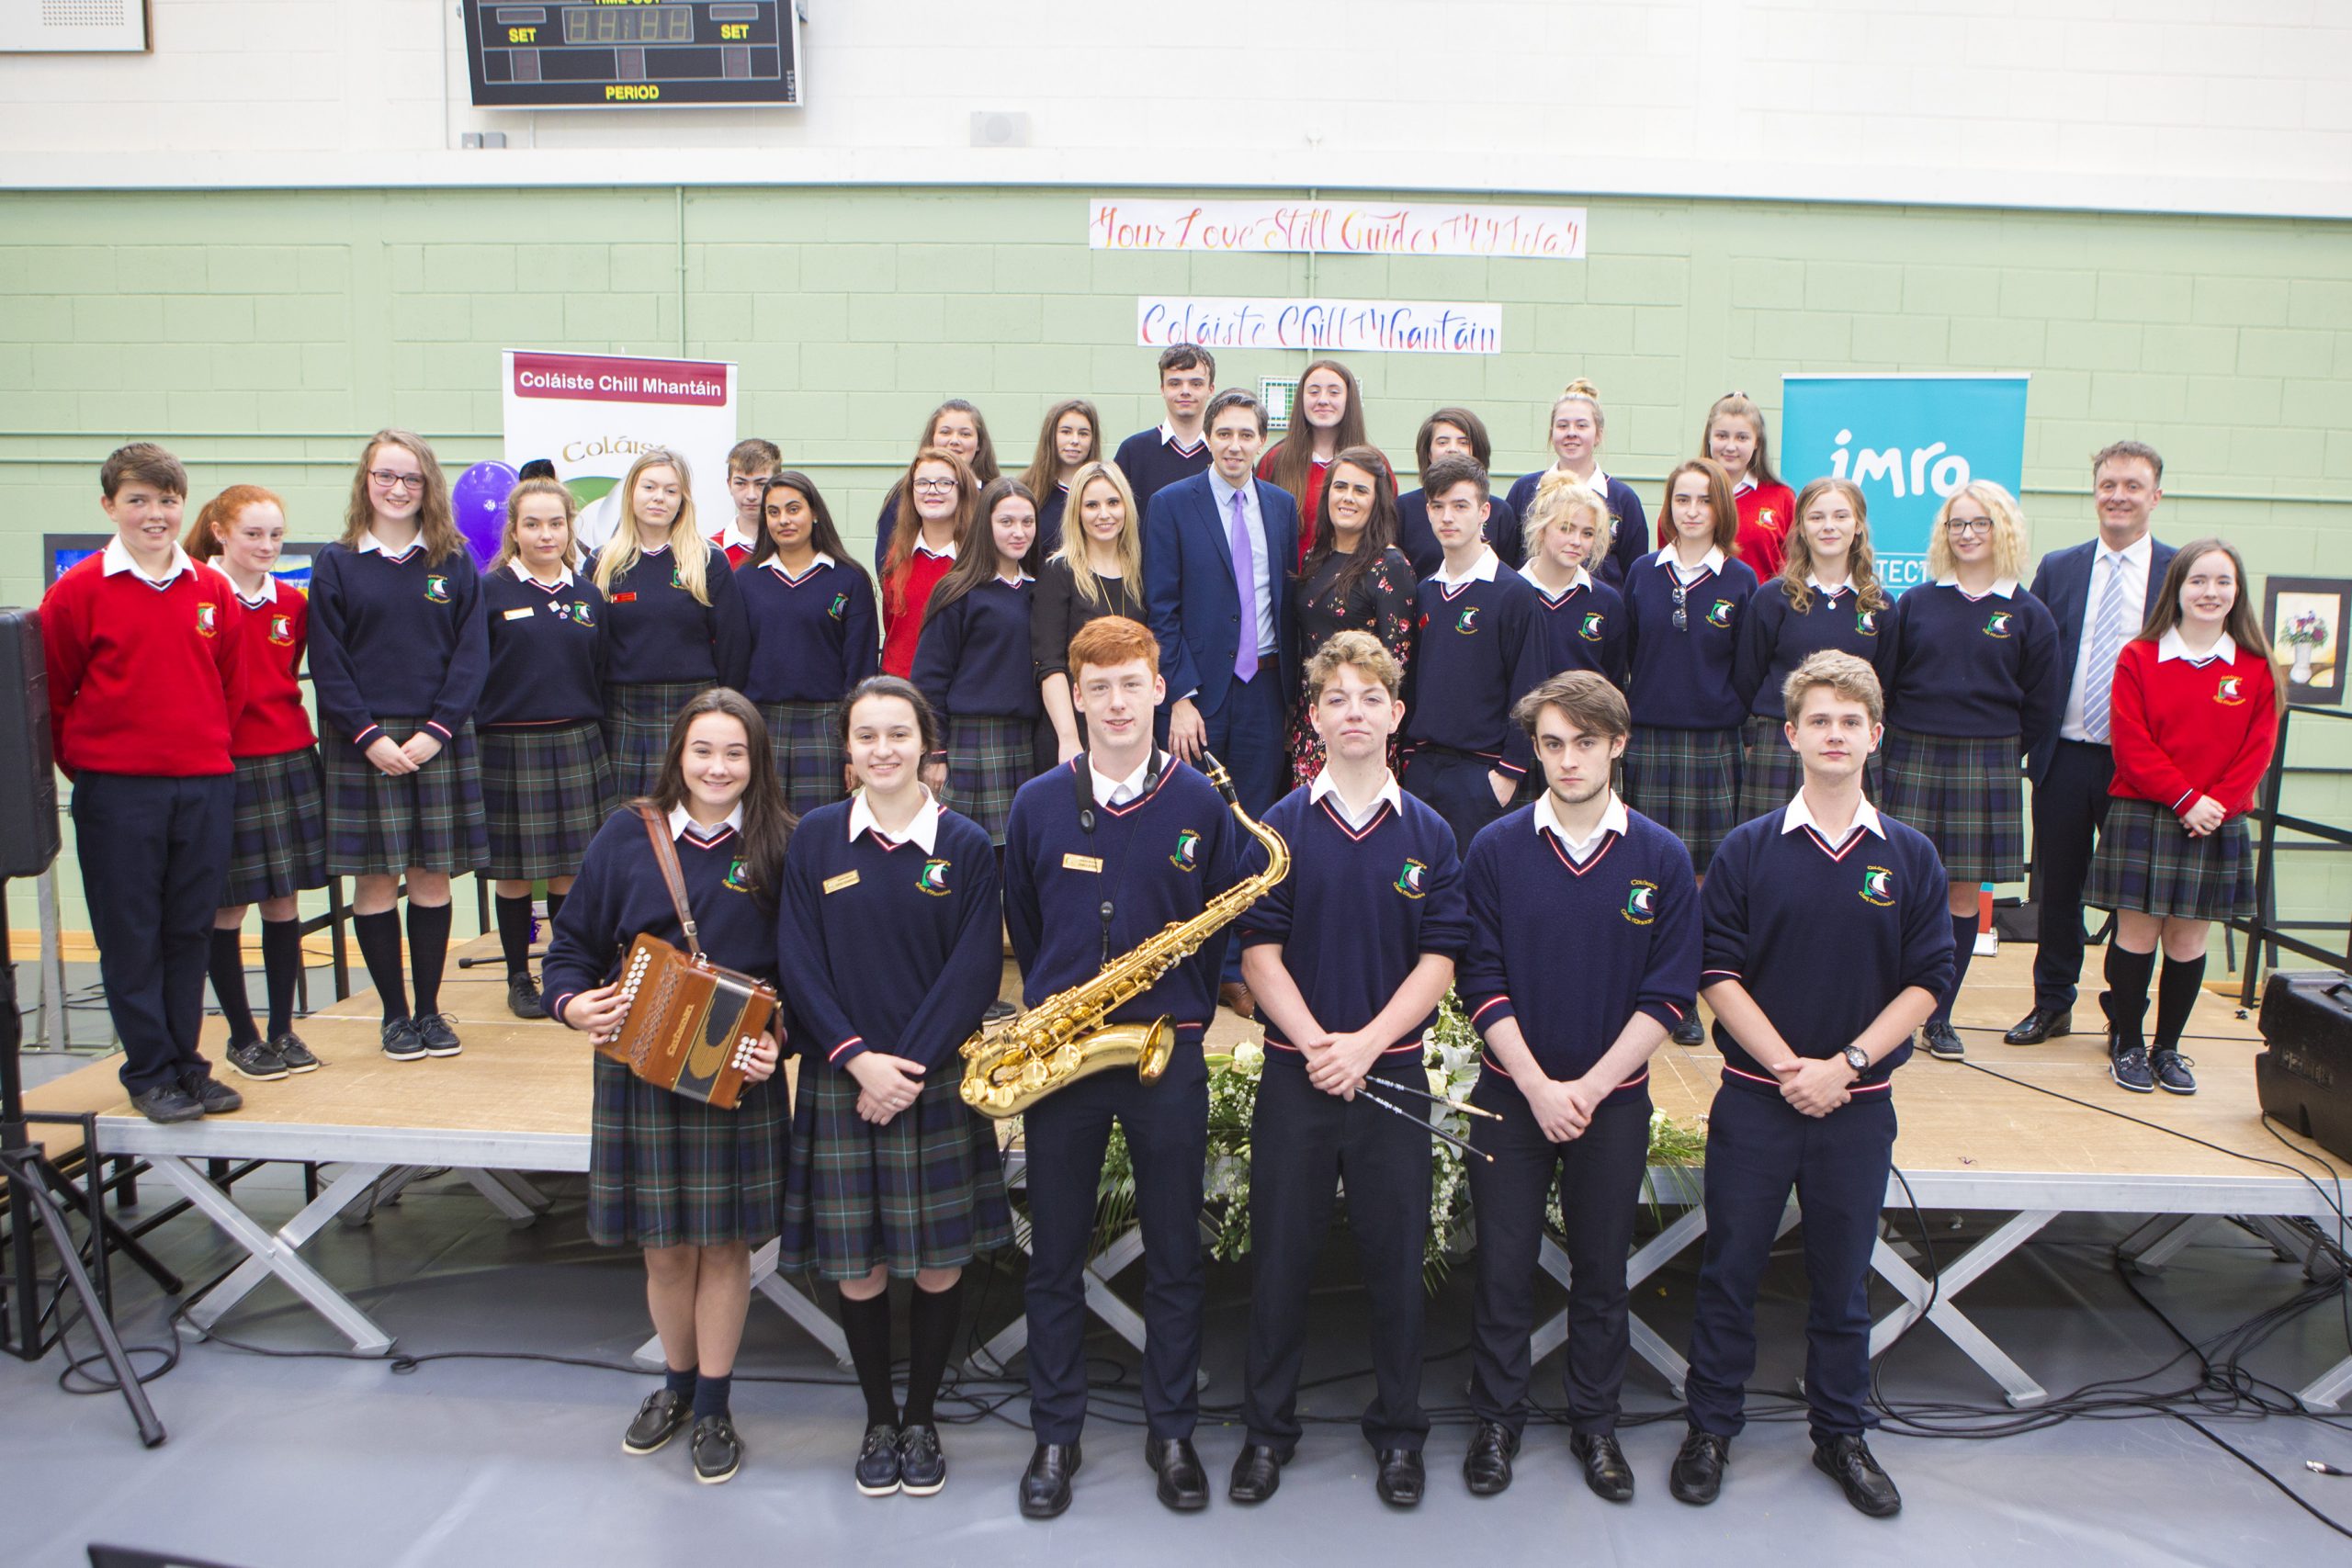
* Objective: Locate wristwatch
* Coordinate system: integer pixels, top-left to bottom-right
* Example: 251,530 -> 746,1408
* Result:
1841,1044 -> 1871,1074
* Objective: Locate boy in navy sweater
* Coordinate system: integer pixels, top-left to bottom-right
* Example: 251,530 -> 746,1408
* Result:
41,444 -> 249,1122
1232,629 -> 1470,1510
1456,671 -> 1698,1503
1400,457 -> 1549,853
1671,651 -> 1953,1520
1111,344 -> 1215,525
1000,615 -> 1245,1520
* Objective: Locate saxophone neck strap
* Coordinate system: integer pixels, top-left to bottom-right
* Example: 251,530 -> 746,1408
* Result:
634,803 -> 704,960
1071,750 -> 1163,968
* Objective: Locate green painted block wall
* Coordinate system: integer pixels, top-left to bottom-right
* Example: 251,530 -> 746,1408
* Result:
3,185 -> 2346,964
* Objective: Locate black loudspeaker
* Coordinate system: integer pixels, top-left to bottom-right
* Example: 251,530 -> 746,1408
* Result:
2256,971 -> 2352,1164
0,607 -> 61,878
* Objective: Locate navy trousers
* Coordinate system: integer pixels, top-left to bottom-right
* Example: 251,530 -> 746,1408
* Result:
1021,1045 -> 1209,1444
1401,746 -> 1512,857
1683,1084 -> 1895,1443
1198,667 -> 1286,980
2031,739 -> 2118,1012
72,771 -> 236,1095
1242,1053 -> 1432,1453
1467,1076 -> 1651,1436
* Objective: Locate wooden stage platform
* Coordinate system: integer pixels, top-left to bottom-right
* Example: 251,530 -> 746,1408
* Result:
23,933 -> 2352,1409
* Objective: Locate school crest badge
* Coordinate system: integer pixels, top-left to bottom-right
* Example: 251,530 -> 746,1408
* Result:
1759,509 -> 1778,527
917,858 -> 952,896
1623,880 -> 1659,925
195,603 -> 219,637
1169,829 -> 1203,871
1983,612 -> 2012,638
424,575 -> 451,604
267,613 -> 293,646
1578,611 -> 1606,642
2214,675 -> 2245,705
828,592 -> 849,621
565,602 -> 595,627
1394,860 -> 1428,899
1856,609 -> 1878,636
669,564 -> 684,589
1455,606 -> 1482,635
1705,599 -> 1735,629
1860,866 -> 1896,907
723,858 -> 752,893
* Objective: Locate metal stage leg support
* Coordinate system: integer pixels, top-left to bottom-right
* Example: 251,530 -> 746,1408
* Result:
456,1168 -> 550,1225
168,1157 -> 397,1354
632,1239 -> 851,1367
1869,1209 -> 2058,1409
968,1224 -> 1151,1377
2299,1352 -> 2352,1411
2120,1214 -> 2211,1274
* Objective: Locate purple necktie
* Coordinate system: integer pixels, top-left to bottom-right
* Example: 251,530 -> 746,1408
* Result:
1229,488 -> 1259,682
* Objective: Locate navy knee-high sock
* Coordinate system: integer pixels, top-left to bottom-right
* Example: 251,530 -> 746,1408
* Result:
261,918 -> 303,1039
407,900 -> 452,1016
2102,945 -> 2156,1052
838,1289 -> 899,1428
494,894 -> 535,980
1935,912 -> 1977,1024
208,928 -> 259,1043
2154,954 -> 2206,1052
354,909 -> 408,1023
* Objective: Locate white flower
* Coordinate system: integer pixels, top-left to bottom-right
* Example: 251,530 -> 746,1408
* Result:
1233,1039 -> 1264,1074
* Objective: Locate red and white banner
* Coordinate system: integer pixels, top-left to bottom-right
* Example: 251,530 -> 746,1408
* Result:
501,349 -> 738,550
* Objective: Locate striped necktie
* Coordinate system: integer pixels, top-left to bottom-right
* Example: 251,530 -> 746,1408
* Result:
2082,553 -> 2127,744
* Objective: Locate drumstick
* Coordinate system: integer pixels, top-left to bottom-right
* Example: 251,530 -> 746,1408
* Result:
1357,1084 -> 1494,1163
1357,1076 -> 1502,1120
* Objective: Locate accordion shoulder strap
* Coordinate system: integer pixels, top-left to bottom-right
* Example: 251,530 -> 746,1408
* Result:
634,804 -> 703,959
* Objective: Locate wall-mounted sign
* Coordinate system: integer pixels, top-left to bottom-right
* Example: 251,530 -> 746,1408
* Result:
1092,198 -> 1584,260
502,349 -> 739,552
462,1 -> 801,108
1138,297 -> 1501,355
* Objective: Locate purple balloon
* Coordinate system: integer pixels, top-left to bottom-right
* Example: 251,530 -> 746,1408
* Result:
451,461 -> 518,567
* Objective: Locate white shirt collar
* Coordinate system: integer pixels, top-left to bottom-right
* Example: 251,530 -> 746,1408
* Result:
1806,574 -> 1852,596
2157,627 -> 2237,665
763,550 -> 837,579
100,538 -> 194,586
1090,750 -> 1163,807
1781,789 -> 1886,847
356,529 -> 423,559
1521,561 -> 1591,595
1735,474 -> 1758,495
666,803 -> 745,842
1535,788 -> 1628,862
1935,574 -> 2018,599
1657,545 -> 1727,580
1308,766 -> 1402,828
1158,421 -> 1204,452
714,524 -> 760,551
231,575 -> 279,609
1209,468 -> 1254,509
1436,546 -> 1501,587
912,537 -> 956,561
2100,533 -> 2154,570
998,570 -> 1036,587
509,558 -> 576,588
1570,467 -> 1611,500
848,787 -> 942,853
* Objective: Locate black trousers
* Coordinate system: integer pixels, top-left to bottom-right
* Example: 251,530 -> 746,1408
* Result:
2031,739 -> 2118,1012
1022,1046 -> 1208,1444
1242,1053 -> 1432,1453
72,771 -> 236,1095
1466,1075 -> 1651,1437
1401,746 -> 1511,857
1683,1085 -> 1894,1444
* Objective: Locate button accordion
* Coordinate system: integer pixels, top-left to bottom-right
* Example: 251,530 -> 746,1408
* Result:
596,932 -> 779,1110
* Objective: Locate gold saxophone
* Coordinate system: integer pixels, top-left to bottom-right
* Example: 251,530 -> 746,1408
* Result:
958,751 -> 1290,1119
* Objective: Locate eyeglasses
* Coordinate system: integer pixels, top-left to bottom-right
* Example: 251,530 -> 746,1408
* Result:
1671,580 -> 1688,632
911,478 -> 957,494
1945,517 -> 1994,536
368,470 -> 425,492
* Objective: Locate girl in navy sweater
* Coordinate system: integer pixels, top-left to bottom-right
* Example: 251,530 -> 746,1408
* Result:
879,446 -> 978,680
1396,408 -> 1518,579
478,477 -> 613,1020
737,471 -> 878,817
1883,481 -> 2062,1062
1504,379 -> 1648,584
777,677 -> 1011,1499
1518,472 -> 1629,688
1033,459 -> 1148,763
592,447 -> 751,802
310,428 -> 488,1062
545,688 -> 789,1486
872,400 -> 1001,578
1733,478 -> 1895,820
912,477 -> 1042,845
2083,540 -> 2280,1095
1017,398 -> 1101,558
1290,446 -> 1417,785
189,484 -> 325,1082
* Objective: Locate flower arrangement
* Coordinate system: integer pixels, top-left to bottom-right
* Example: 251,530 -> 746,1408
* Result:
1034,992 -> 1709,1288
2282,608 -> 2331,648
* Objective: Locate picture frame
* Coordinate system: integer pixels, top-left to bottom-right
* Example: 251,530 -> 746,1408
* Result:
2262,575 -> 2349,707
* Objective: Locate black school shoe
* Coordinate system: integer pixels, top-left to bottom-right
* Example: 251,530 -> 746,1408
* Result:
1813,1433 -> 1900,1517
381,1017 -> 427,1061
1018,1441 -> 1080,1519
692,1414 -> 742,1483
1922,1021 -> 1966,1061
130,1083 -> 206,1124
855,1423 -> 901,1496
183,1072 -> 243,1114
2152,1049 -> 2197,1095
507,974 -> 548,1020
898,1423 -> 945,1496
417,1012 -> 464,1057
1374,1448 -> 1425,1507
1462,1420 -> 1518,1495
271,1031 -> 322,1072
2109,1041 -> 2155,1093
1668,1430 -> 1727,1505
1670,1011 -> 1706,1047
1569,1431 -> 1635,1502
225,1038 -> 288,1081
621,1388 -> 691,1455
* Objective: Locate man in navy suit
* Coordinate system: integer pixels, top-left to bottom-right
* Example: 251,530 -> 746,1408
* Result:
2007,440 -> 2177,1045
1145,387 -> 1299,1011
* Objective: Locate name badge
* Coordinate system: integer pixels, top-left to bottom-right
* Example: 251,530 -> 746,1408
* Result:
822,870 -> 861,894
611,592 -> 638,603
1061,853 -> 1103,874
502,606 -> 535,621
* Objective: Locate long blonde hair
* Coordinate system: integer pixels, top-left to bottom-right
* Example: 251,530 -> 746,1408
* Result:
1779,478 -> 1886,615
1698,391 -> 1783,490
343,429 -> 466,565
1926,480 -> 2030,584
491,477 -> 580,575
1521,471 -> 1611,566
1051,460 -> 1146,612
593,447 -> 712,604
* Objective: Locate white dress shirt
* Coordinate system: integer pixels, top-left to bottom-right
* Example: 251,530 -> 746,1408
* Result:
2060,533 -> 2154,742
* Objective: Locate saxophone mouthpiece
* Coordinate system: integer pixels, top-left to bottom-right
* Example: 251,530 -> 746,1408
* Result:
1197,750 -> 1238,803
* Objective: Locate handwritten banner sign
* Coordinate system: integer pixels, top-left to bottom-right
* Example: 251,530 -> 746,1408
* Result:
1137,297 -> 1502,356
1092,198 -> 1585,260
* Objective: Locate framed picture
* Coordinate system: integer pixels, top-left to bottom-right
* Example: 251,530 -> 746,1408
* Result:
2263,576 -> 2349,707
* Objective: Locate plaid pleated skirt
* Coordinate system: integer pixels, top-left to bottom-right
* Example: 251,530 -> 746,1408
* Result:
778,1064 -> 1012,1280
478,721 -> 616,881
1623,725 -> 1743,872
323,717 -> 488,877
2085,796 -> 2255,921
940,712 -> 1036,844
223,747 -> 327,906
758,699 -> 845,819
1878,728 -> 2022,883
604,681 -> 712,803
587,1055 -> 790,1249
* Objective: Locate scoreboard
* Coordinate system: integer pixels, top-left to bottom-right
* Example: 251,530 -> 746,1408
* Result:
462,1 -> 800,108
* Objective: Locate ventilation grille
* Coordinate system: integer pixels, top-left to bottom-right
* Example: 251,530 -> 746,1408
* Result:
43,0 -> 126,24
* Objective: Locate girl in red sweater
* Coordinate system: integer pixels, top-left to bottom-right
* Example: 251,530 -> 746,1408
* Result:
878,447 -> 978,679
1666,393 -> 1797,581
188,485 -> 326,1082
2084,539 -> 2280,1096
1259,358 -> 1388,568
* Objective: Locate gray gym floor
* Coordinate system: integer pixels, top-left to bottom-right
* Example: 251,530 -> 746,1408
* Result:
7,1047 -> 2352,1568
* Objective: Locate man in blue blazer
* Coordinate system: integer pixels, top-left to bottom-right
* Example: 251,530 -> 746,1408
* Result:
1145,387 -> 1299,1010
2007,440 -> 2177,1045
